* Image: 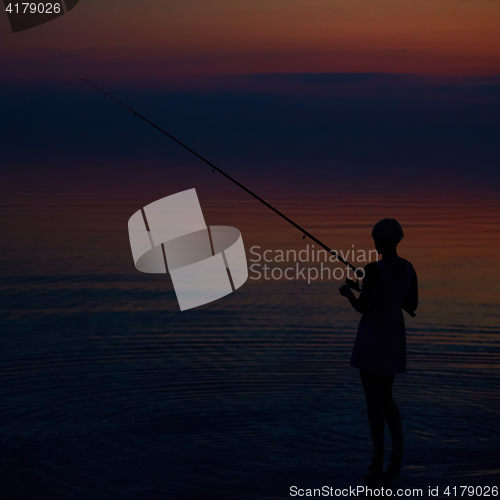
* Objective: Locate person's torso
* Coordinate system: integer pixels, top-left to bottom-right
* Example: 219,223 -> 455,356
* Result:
366,259 -> 413,315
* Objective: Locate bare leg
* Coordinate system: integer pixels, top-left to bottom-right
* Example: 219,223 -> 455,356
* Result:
360,371 -> 385,474
381,377 -> 403,478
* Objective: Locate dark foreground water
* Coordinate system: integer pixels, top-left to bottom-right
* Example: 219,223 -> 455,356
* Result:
1,186 -> 499,499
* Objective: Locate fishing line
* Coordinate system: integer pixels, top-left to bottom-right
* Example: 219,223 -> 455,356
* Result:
82,79 -> 363,274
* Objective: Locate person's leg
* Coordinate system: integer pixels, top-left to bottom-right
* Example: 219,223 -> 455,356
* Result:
360,370 -> 385,474
381,375 -> 403,478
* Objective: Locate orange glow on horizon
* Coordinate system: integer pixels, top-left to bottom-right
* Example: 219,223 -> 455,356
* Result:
1,0 -> 500,82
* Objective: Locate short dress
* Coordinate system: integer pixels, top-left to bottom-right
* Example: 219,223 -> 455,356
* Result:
350,259 -> 414,376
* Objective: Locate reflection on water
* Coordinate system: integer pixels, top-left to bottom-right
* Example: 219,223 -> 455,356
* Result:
0,186 -> 499,499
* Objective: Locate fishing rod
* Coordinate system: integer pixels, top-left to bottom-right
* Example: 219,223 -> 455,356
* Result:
82,79 -> 363,274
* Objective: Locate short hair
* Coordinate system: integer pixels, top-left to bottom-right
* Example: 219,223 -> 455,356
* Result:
372,218 -> 404,244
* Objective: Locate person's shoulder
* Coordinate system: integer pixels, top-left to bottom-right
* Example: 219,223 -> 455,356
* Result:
402,258 -> 418,278
402,258 -> 416,271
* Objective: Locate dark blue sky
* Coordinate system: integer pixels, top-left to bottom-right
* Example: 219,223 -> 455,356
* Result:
1,73 -> 499,196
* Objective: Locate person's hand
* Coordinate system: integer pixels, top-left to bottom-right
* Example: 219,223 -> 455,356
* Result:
339,284 -> 351,297
345,278 -> 360,292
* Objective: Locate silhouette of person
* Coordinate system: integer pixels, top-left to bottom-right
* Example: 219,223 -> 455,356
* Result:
339,218 -> 418,484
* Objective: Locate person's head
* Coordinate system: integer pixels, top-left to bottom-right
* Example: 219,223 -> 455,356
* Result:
372,218 -> 404,255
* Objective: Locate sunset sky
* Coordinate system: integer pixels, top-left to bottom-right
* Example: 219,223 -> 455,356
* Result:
1,0 -> 500,84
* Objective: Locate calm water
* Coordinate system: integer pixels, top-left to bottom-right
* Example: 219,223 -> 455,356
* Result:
1,183 -> 499,499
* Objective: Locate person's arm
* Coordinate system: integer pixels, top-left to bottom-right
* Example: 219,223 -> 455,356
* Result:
339,263 -> 377,313
403,264 -> 418,314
